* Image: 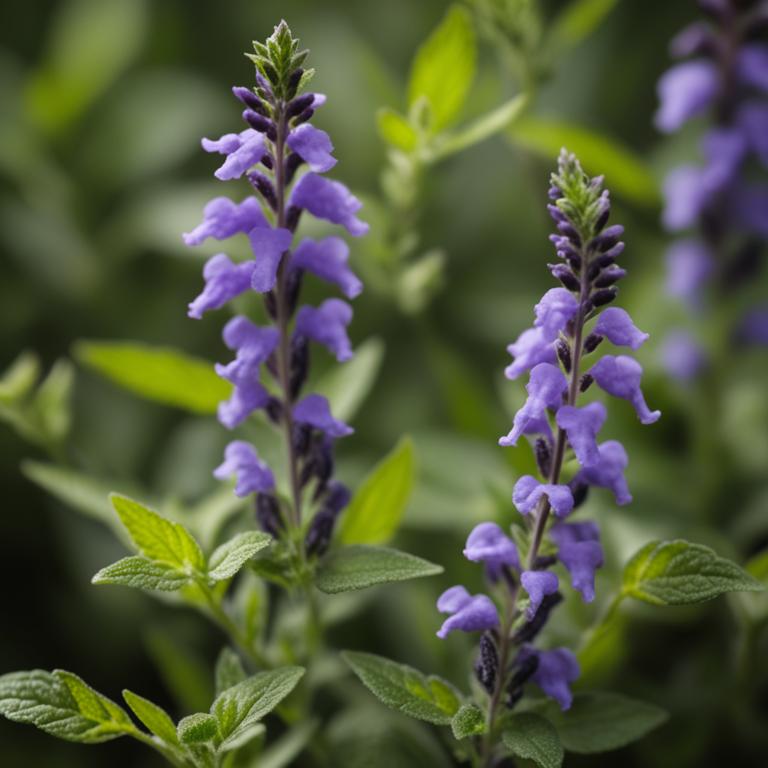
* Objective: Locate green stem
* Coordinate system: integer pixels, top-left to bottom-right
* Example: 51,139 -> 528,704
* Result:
129,728 -> 191,768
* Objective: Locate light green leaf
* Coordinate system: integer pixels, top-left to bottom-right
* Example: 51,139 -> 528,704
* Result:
0,669 -> 134,743
212,667 -> 305,751
341,651 -> 461,726
214,649 -> 247,697
408,5 -> 476,132
208,531 -> 272,582
92,556 -> 191,592
122,690 -> 179,746
622,539 -> 764,606
551,0 -> 619,48
0,352 -> 39,404
508,118 -> 659,206
339,437 -> 416,545
75,340 -> 230,414
314,337 -> 385,423
502,714 -> 563,768
451,703 -> 486,740
33,359 -> 74,442
534,692 -> 668,754
377,108 -> 418,152
315,545 -> 442,594
254,719 -> 319,768
178,712 -> 219,744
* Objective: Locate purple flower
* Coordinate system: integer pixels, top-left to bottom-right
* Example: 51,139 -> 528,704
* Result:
738,306 -> 768,345
499,363 -> 567,446
295,299 -> 353,361
661,166 -> 709,231
555,402 -> 606,467
661,330 -> 707,381
534,288 -> 579,341
248,226 -> 294,292
504,327 -> 557,381
463,522 -> 520,577
293,394 -> 353,438
590,355 -> 661,424
573,440 -> 632,505
550,521 -> 604,603
202,129 -> 267,180
737,102 -> 768,166
188,254 -> 255,319
520,571 -> 559,621
286,124 -> 337,172
664,239 -> 714,308
732,183 -> 768,238
517,645 -> 580,710
436,586 -> 499,639
291,237 -> 363,298
592,308 -> 649,350
183,197 -> 268,245
290,173 -> 369,236
655,60 -> 719,133
512,475 -> 574,518
214,440 -> 275,497
738,44 -> 768,93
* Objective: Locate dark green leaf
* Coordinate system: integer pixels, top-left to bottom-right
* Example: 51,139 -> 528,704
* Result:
502,713 -> 563,768
451,703 -> 486,739
214,649 -> 247,697
177,712 -> 219,744
208,531 -> 272,582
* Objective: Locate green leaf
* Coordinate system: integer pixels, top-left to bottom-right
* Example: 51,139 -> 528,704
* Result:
408,5 -> 476,132
178,712 -> 219,744
122,689 -> 179,746
208,531 -> 272,582
551,0 -> 619,48
111,494 -> 205,571
451,703 -> 486,740
339,437 -> 416,545
255,719 -> 319,768
315,545 -> 442,594
534,692 -> 668,754
508,117 -> 659,206
622,539 -> 764,606
92,556 -> 191,591
212,667 -> 305,750
377,108 -> 418,152
0,669 -> 134,743
33,359 -> 74,442
214,648 -> 247,697
502,714 -> 563,768
75,340 -> 230,414
0,352 -> 39,404
341,651 -> 461,725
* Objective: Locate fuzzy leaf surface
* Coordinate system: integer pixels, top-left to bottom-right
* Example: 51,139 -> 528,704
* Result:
92,556 -> 191,591
208,531 -> 272,582
178,712 -> 219,744
451,703 -> 486,739
503,713 -> 563,768
214,649 -> 247,697
122,690 -> 179,745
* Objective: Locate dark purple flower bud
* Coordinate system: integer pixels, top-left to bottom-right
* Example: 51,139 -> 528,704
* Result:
232,85 -> 266,112
248,171 -> 277,211
555,338 -> 572,373
287,93 -> 315,119
292,422 -> 312,456
570,481 -> 589,509
323,481 -> 351,515
589,225 -> 624,252
286,205 -> 302,232
583,333 -> 603,354
287,67 -> 303,98
595,194 -> 611,231
300,435 -> 334,492
474,633 -> 499,694
535,437 -> 551,478
305,508 -> 336,557
534,554 -> 558,569
548,185 -> 562,200
255,72 -> 274,100
579,373 -> 594,392
698,0 -> 730,21
256,493 -> 283,537
285,267 -> 304,316
289,333 -> 309,400
548,263 -> 580,291
547,204 -> 567,223
242,109 -> 277,140
670,21 -> 718,58
594,266 -> 627,288
261,153 -> 274,170
557,221 -> 581,245
590,287 -> 618,306
285,152 -> 305,184
264,291 -> 278,321
603,242 -> 625,261
265,396 -> 283,424
511,592 -> 563,645
294,107 -> 315,126
506,652 -> 540,708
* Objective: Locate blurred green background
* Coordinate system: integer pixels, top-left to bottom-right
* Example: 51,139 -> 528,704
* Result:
1,0 -> 767,766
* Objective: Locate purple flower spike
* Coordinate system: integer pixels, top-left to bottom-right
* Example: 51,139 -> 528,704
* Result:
521,571 -> 559,621
504,327 -> 557,381
463,522 -> 521,577
664,239 -> 714,308
293,393 -> 353,438
202,129 -> 267,180
654,60 -> 719,133
436,586 -> 499,639
574,440 -> 632,505
513,475 -> 574,518
248,227 -> 293,293
214,440 -> 275,497
661,166 -> 708,231
295,299 -> 353,361
555,402 -> 607,467
550,522 -> 604,603
290,173 -> 369,236
738,102 -> 768,166
183,197 -> 268,245
500,363 -> 567,446
593,308 -> 649,350
188,254 -> 255,319
291,237 -> 362,298
221,316 -> 280,364
739,44 -> 768,93
286,124 -> 337,172
590,355 -> 661,424
661,330 -> 707,381
216,377 -> 270,429
517,646 -> 580,710
534,288 -> 579,341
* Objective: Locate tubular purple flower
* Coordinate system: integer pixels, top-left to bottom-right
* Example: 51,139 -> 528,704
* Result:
512,475 -> 574,518
203,129 -> 268,180
290,173 -> 369,236
463,522 -> 521,576
516,646 -> 580,711
436,586 -> 500,639
738,44 -> 768,92
590,355 -> 661,424
188,254 -> 255,319
573,440 -> 632,505
661,331 -> 708,381
504,327 -> 557,381
654,60 -> 719,133
520,571 -> 559,621
664,239 -> 714,308
534,288 -> 579,341
293,394 -> 353,438
248,227 -> 294,292
183,197 -> 268,245
549,522 -> 604,603
592,308 -> 649,350
214,441 -> 275,497
286,124 -> 337,172
295,299 -> 353,361
555,402 -> 606,467
290,237 -> 363,298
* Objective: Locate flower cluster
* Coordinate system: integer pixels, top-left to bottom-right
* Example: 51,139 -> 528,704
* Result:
184,22 -> 367,556
655,0 -> 768,379
435,151 -> 659,718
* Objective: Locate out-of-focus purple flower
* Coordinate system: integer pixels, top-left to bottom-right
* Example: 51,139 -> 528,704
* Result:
662,166 -> 708,231
516,645 -> 580,710
534,288 -> 579,341
738,305 -> 768,345
737,102 -> 768,165
293,393 -> 353,437
732,183 -> 768,238
661,330 -> 707,381
555,402 -> 606,467
295,299 -> 353,361
188,254 -> 255,319
504,327 -> 557,380
436,586 -> 500,639
550,521 -> 604,603
290,173 -> 369,236
573,441 -> 632,505
512,475 -> 574,518
590,355 -> 661,424
520,571 -> 559,621
183,197 -> 268,245
593,308 -> 649,350
286,124 -> 337,172
463,522 -> 520,577
655,60 -> 719,133
738,44 -> 768,93
202,129 -> 267,180
248,226 -> 294,292
291,237 -> 362,298
214,440 -> 275,497
664,239 -> 714,308
499,363 -> 568,446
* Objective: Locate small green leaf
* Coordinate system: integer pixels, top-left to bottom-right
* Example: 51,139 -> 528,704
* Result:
622,539 -> 764,606
256,719 -> 319,768
342,651 -> 461,725
122,690 -> 179,746
214,648 -> 247,697
92,556 -> 191,591
208,531 -> 272,582
377,108 -> 418,152
0,352 -> 40,404
534,692 -> 668,754
502,713 -> 563,768
315,545 -> 442,594
0,669 -> 134,743
33,359 -> 74,442
551,0 -> 619,48
408,5 -> 476,132
340,437 -> 416,545
451,703 -> 486,740
75,340 -> 230,414
178,712 -> 219,744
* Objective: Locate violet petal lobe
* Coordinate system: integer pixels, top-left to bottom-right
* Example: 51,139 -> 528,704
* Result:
661,330 -> 707,381
534,288 -> 579,342
188,254 -> 255,319
504,327 -> 557,381
521,571 -> 559,621
202,129 -> 267,180
555,402 -> 607,467
654,60 -> 719,133
290,173 -> 369,236
214,440 -> 275,497
286,124 -> 337,173
248,226 -> 293,292
436,585 -> 472,613
291,236 -> 363,298
664,239 -> 714,308
436,590 -> 499,639
738,44 -> 768,93
183,197 -> 268,245
293,393 -> 353,438
573,440 -> 632,505
550,521 -> 604,603
512,475 -> 574,518
590,355 -> 661,424
593,308 -> 649,350
463,522 -> 521,573
295,299 -> 354,362
517,645 -> 580,711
